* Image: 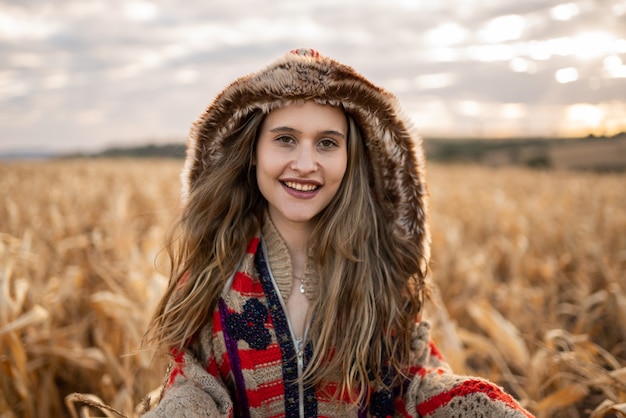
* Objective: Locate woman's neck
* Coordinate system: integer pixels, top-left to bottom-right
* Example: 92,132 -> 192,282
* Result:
268,216 -> 313,275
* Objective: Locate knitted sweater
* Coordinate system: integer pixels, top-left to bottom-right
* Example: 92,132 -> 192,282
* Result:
142,220 -> 534,418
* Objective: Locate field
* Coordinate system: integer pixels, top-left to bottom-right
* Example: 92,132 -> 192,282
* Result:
0,158 -> 625,417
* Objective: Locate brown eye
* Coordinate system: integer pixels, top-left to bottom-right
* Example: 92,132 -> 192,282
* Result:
319,138 -> 338,149
275,135 -> 295,144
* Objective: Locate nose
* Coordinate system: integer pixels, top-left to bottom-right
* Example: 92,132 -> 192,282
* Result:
290,144 -> 318,172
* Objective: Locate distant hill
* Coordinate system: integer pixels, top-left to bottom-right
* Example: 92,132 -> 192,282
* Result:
423,133 -> 626,172
69,143 -> 187,159
54,133 -> 626,172
0,150 -> 56,161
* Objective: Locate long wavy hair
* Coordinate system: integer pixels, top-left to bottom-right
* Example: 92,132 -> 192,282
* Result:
143,104 -> 426,404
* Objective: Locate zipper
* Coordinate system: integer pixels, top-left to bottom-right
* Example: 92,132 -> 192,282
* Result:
296,337 -> 305,417
263,239 -> 309,418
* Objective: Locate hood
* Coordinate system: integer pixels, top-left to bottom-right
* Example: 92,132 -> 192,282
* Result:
181,48 -> 430,264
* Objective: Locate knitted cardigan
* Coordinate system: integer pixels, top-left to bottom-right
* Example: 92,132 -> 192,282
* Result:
144,49 -> 534,417
142,219 -> 534,418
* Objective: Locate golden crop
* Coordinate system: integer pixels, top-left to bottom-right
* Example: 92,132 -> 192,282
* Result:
0,159 -> 624,418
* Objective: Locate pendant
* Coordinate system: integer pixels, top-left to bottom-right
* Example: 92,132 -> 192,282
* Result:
300,283 -> 305,294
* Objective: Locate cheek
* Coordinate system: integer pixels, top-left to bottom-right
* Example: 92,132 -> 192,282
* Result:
254,153 -> 278,197
254,139 -> 280,174
256,155 -> 276,179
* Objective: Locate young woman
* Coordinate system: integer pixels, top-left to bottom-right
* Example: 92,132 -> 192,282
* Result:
142,48 -> 534,417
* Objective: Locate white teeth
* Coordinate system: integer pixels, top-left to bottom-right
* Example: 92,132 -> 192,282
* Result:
284,181 -> 318,192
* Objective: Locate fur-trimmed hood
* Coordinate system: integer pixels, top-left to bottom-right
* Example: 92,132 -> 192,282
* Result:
181,48 -> 430,264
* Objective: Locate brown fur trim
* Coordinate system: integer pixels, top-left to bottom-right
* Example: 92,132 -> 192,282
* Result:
181,49 -> 430,264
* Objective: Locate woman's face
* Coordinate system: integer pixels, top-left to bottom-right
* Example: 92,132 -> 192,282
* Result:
255,101 -> 348,233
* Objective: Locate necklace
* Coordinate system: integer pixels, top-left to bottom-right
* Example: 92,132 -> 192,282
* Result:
293,275 -> 305,294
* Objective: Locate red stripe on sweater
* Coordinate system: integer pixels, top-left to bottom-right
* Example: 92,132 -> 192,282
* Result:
417,379 -> 533,417
215,345 -> 231,378
206,355 -> 220,377
429,341 -> 445,361
213,308 -> 223,333
394,397 -> 412,418
247,236 -> 261,254
231,271 -> 265,295
238,343 -> 282,369
246,379 -> 286,409
167,349 -> 186,387
415,365 -> 446,379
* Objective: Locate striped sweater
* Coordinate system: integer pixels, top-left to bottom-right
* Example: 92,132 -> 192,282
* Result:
143,220 -> 534,417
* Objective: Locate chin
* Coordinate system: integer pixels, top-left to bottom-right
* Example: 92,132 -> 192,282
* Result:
276,208 -> 320,225
285,213 -> 317,224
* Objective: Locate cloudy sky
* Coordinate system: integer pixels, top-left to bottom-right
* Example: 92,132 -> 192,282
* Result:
1,0 -> 625,154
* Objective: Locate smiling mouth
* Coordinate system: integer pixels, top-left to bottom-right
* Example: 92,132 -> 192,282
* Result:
282,181 -> 320,192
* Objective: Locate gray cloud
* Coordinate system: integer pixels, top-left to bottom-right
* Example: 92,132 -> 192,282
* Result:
1,0 -> 625,153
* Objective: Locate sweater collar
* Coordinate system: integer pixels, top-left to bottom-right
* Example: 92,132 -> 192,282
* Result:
261,212 -> 318,302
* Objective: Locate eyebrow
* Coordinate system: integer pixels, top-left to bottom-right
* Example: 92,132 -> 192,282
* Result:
269,126 -> 346,138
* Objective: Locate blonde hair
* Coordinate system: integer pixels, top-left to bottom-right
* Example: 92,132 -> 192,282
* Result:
144,111 -> 266,355
305,116 -> 425,401
144,107 -> 426,404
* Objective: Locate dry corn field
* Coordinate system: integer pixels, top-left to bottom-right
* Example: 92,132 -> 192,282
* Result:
1,158 -> 625,418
